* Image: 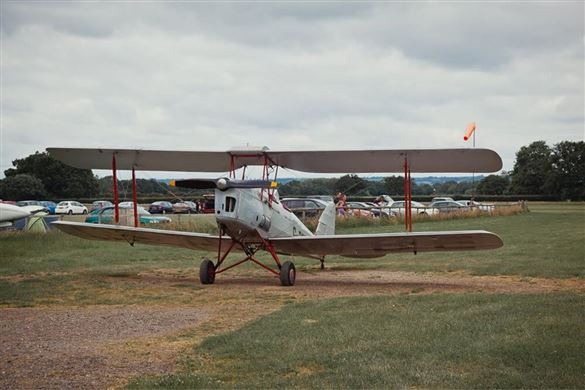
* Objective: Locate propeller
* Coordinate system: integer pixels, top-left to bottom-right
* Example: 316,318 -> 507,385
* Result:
170,177 -> 277,191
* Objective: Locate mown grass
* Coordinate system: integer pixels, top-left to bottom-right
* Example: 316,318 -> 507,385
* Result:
0,230 -> 204,275
323,203 -> 585,279
0,202 -> 583,306
129,293 -> 585,389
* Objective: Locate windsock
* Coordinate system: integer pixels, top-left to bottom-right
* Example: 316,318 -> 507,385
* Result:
463,122 -> 476,141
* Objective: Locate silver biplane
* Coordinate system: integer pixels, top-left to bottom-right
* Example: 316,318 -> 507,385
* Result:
47,147 -> 503,286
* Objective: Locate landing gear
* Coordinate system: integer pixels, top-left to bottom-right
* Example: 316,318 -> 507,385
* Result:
199,258 -> 216,284
279,261 -> 296,286
199,231 -> 297,286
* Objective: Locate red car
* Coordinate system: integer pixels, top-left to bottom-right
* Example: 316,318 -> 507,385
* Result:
148,201 -> 173,214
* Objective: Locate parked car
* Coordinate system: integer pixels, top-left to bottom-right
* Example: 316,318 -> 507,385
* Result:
16,200 -> 49,214
85,206 -> 171,224
281,198 -> 329,218
19,204 -> 50,214
305,195 -> 334,203
365,201 -> 394,217
431,196 -> 455,203
39,201 -> 57,214
16,200 -> 43,207
148,201 -> 173,214
389,201 -> 438,216
172,201 -> 198,214
374,195 -> 394,206
55,201 -> 88,215
118,201 -> 137,208
201,197 -> 215,214
457,200 -> 495,212
345,202 -> 377,218
429,200 -> 469,213
91,200 -> 114,211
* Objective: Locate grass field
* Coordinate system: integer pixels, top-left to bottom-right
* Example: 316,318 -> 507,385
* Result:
1,202 -> 584,388
130,294 -> 585,389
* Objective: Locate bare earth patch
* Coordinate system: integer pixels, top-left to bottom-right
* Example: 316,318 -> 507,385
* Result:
0,306 -> 207,389
1,270 -> 584,388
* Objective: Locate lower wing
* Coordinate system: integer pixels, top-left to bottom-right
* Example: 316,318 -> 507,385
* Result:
52,221 -> 228,251
52,221 -> 502,259
270,231 -> 503,258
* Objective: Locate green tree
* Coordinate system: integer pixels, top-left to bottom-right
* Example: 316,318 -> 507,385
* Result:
383,176 -> 404,195
550,141 -> 585,200
477,174 -> 510,195
510,141 -> 553,195
334,174 -> 367,195
363,180 -> 387,196
412,183 -> 434,195
0,174 -> 47,200
5,152 -> 98,199
279,178 -> 337,196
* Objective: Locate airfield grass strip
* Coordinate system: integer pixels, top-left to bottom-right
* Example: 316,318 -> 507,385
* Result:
129,293 -> 585,389
0,202 -> 583,307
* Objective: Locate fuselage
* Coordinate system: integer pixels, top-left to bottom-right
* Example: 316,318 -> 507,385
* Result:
214,188 -> 313,242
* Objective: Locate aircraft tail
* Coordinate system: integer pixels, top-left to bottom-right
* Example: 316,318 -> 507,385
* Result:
315,202 -> 336,236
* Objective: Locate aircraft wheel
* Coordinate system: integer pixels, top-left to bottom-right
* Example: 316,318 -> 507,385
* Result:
199,259 -> 216,284
279,261 -> 296,286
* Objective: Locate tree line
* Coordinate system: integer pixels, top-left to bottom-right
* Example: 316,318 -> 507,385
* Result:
1,140 -> 583,201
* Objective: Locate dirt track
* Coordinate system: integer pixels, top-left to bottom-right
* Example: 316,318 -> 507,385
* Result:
1,270 -> 584,389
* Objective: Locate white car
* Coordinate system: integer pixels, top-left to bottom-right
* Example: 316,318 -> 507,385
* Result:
431,196 -> 455,203
55,201 -> 88,215
457,200 -> 495,212
389,201 -> 439,216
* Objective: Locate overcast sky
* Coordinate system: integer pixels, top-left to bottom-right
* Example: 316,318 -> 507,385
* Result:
1,2 -> 583,180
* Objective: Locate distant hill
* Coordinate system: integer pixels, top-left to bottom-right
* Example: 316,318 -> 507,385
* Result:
357,176 -> 485,184
157,176 -> 484,185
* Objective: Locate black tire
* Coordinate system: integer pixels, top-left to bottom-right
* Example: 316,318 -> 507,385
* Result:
279,261 -> 296,286
67,210 -> 73,215
199,259 -> 216,285
82,210 -> 88,214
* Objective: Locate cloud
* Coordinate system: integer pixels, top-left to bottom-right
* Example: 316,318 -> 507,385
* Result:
1,2 -> 583,179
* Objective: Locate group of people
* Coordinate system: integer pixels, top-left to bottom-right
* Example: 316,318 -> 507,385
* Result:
334,193 -> 392,217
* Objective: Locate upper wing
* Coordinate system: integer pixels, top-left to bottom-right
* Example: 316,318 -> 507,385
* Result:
52,221 -> 230,251
46,147 -> 502,173
269,231 -> 503,258
267,149 -> 502,173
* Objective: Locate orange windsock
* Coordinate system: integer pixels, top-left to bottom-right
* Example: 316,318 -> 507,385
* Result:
463,122 -> 476,141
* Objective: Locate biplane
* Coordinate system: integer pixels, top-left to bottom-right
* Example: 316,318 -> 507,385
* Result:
47,147 -> 503,286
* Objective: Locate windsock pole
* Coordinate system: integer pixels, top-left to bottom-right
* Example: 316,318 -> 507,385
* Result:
463,122 -> 477,194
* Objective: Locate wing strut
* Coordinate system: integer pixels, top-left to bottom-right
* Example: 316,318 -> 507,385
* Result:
112,153 -> 119,224
404,156 -> 413,232
131,166 -> 138,228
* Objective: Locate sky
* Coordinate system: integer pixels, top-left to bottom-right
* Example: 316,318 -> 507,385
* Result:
1,1 -> 583,180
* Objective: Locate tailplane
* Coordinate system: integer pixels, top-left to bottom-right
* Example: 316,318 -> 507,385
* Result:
315,202 -> 336,236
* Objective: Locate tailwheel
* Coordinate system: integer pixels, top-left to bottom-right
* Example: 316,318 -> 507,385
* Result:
199,258 -> 216,284
279,261 -> 296,286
